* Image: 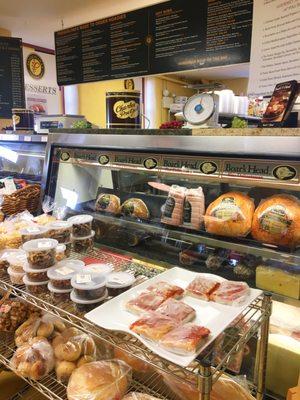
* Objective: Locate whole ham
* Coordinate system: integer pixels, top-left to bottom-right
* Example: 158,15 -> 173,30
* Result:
161,185 -> 186,226
182,187 -> 205,230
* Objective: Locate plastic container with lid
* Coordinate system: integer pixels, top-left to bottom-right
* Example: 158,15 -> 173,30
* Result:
71,270 -> 106,300
72,231 -> 95,253
48,282 -> 72,303
23,275 -> 49,295
22,238 -> 58,269
7,267 -> 25,285
47,259 -> 85,290
0,249 -> 21,276
56,244 -> 67,262
65,242 -> 72,257
106,272 -> 136,297
7,251 -> 28,273
20,226 -> 49,243
23,264 -> 49,282
70,288 -> 108,312
86,263 -> 113,276
47,221 -> 72,243
68,215 -> 93,238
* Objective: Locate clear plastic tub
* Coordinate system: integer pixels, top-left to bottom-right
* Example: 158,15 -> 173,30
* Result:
72,231 -> 95,253
70,289 -> 108,312
7,267 -> 25,285
68,215 -> 93,238
23,275 -> 49,295
106,272 -> 136,297
48,282 -> 72,303
47,259 -> 85,290
56,243 -> 66,262
65,242 -> 72,258
23,238 -> 58,269
7,250 -> 28,273
71,270 -> 106,300
86,263 -> 113,276
47,221 -> 72,243
20,226 -> 49,243
0,249 -> 21,277
23,264 -> 49,282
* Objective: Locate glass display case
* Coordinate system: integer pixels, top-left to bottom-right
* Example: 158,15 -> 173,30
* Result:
0,134 -> 47,183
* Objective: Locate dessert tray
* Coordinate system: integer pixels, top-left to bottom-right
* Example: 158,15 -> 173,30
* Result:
86,267 -> 262,367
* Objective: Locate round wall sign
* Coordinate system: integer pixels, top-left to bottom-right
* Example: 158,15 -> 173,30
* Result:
26,53 -> 45,79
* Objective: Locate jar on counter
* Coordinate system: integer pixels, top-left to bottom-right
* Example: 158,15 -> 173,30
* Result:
47,259 -> 85,290
23,264 -> 49,282
20,226 -> 49,243
71,271 -> 106,300
23,276 -> 49,295
106,272 -> 136,297
68,215 -> 93,238
47,221 -> 72,243
70,289 -> 108,312
23,238 -> 58,269
48,282 -> 72,303
72,231 -> 95,253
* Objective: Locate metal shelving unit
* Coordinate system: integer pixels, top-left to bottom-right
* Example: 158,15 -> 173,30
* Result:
0,247 -> 272,400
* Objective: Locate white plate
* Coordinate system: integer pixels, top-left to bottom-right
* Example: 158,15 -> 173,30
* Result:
85,267 -> 262,367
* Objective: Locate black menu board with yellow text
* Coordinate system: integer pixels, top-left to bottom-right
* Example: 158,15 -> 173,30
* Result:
0,37 -> 25,118
55,0 -> 253,85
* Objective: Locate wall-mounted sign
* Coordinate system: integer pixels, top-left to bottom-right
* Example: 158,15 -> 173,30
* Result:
55,0 -> 253,86
0,36 -> 25,119
26,53 -> 45,79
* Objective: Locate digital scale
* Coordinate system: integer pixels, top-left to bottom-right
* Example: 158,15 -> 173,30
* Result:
181,83 -> 224,129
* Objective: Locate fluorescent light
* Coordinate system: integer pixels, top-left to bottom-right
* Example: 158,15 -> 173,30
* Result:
0,146 -> 18,163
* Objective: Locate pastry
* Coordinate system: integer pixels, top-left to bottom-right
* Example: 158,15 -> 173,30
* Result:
120,198 -> 150,220
251,194 -> 300,247
95,194 -> 120,214
125,292 -> 166,315
67,360 -> 131,400
130,313 -> 177,341
56,360 -> 76,382
205,192 -> 255,237
161,185 -> 186,226
186,276 -> 220,301
146,281 -> 184,299
160,323 -> 210,354
156,298 -> 196,323
210,281 -> 250,305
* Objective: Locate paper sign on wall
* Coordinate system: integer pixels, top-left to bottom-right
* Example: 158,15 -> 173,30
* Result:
248,0 -> 300,97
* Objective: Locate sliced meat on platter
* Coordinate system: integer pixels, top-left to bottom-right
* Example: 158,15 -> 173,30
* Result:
160,323 -> 211,355
130,313 -> 177,341
156,298 -> 196,323
186,276 -> 220,301
146,281 -> 184,299
210,281 -> 250,305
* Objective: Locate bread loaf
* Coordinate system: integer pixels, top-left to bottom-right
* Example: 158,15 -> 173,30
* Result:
252,194 -> 300,247
205,192 -> 254,237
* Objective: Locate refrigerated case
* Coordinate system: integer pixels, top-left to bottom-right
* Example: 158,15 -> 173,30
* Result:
43,133 -> 300,398
0,134 -> 47,183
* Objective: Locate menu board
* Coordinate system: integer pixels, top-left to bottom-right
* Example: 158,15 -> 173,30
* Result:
55,0 -> 253,86
0,37 -> 25,118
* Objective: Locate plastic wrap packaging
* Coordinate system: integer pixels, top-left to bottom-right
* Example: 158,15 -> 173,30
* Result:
0,299 -> 37,332
210,281 -> 250,306
53,327 -> 97,382
67,360 -> 131,400
182,187 -> 205,230
53,206 -> 68,221
156,298 -> 196,323
161,185 -> 186,226
10,337 -> 55,380
123,393 -> 161,400
251,194 -> 300,248
120,198 -> 150,220
162,371 -> 255,400
95,194 -> 120,214
130,313 -> 177,341
185,276 -> 220,301
204,192 -> 255,238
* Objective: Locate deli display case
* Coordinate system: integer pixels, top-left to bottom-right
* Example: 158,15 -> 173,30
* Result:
41,133 -> 299,399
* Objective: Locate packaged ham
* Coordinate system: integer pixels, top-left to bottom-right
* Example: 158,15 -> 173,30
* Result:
161,185 -> 186,226
160,323 -> 210,355
130,313 -> 177,341
251,194 -> 300,248
156,298 -> 196,323
125,292 -> 166,315
146,281 -> 184,299
95,194 -> 120,214
182,187 -> 205,230
210,281 -> 250,305
186,275 -> 220,301
204,192 -> 255,238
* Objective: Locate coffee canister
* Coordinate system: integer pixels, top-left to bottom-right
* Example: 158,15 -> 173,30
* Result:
12,109 -> 34,131
106,91 -> 141,129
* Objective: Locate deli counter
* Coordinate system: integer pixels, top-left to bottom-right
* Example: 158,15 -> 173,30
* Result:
42,133 -> 300,397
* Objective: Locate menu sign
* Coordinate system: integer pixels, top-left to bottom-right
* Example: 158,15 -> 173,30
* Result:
0,37 -> 25,118
55,0 -> 253,85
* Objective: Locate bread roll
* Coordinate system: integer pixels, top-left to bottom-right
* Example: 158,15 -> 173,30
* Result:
37,322 -> 54,338
252,194 -> 300,247
205,192 -> 254,237
56,361 -> 76,383
67,360 -> 131,400
77,355 -> 96,367
54,341 -> 82,362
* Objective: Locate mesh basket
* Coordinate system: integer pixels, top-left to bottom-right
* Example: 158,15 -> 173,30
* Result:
1,184 -> 41,216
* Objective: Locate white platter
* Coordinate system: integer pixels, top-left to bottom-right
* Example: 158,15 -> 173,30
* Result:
85,267 -> 262,367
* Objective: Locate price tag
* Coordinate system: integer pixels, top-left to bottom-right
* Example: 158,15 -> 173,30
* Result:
41,136 -> 48,142
0,304 -> 11,313
76,274 -> 92,284
56,267 -> 74,276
